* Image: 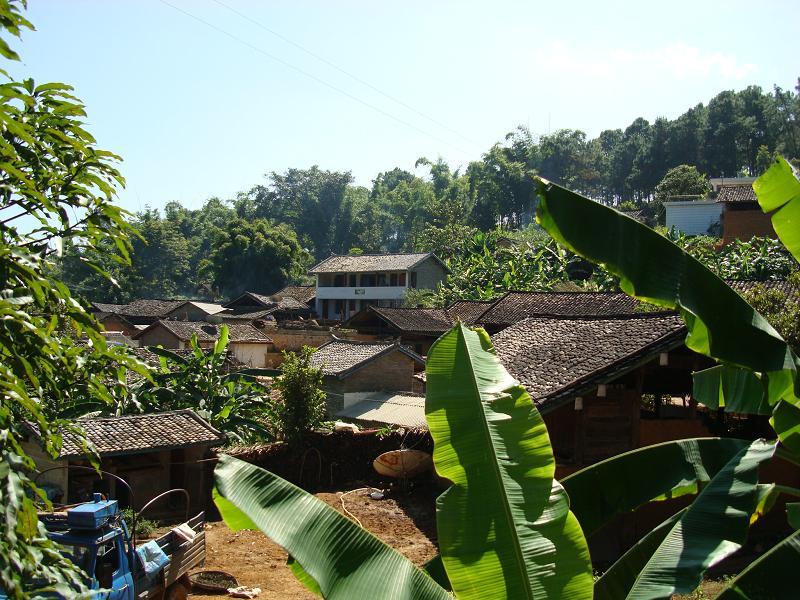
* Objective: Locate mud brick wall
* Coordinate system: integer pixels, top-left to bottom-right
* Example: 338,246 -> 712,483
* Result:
722,208 -> 776,244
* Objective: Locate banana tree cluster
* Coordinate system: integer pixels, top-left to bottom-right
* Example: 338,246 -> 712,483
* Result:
214,158 -> 800,598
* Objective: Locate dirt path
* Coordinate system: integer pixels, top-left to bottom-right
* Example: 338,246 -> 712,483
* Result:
190,484 -> 439,598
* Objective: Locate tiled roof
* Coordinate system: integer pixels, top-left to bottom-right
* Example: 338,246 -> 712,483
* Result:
310,338 -> 424,377
366,307 -> 453,335
93,302 -> 125,314
446,300 -> 494,324
271,285 -> 316,303
222,292 -> 311,311
716,184 -> 757,204
117,299 -> 185,317
478,291 -> 644,327
491,314 -> 686,409
308,253 -> 440,274
336,393 -> 426,428
135,320 -> 272,343
728,279 -> 799,296
59,409 -> 225,458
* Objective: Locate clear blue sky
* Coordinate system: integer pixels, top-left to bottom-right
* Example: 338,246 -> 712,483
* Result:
11,0 -> 799,214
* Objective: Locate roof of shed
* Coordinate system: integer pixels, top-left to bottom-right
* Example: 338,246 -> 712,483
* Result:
716,184 -> 757,204
271,285 -> 316,303
92,299 -> 185,318
308,252 -> 445,274
134,320 -> 272,343
58,409 -> 225,458
310,338 -> 424,377
336,393 -> 426,428
362,307 -> 454,335
446,300 -> 494,324
222,291 -> 310,311
478,291 -> 645,327
491,313 -> 686,410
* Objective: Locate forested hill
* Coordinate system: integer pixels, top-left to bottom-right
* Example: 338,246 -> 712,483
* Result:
57,81 -> 800,303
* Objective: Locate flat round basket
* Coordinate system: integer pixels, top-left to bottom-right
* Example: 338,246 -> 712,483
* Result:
189,570 -> 238,593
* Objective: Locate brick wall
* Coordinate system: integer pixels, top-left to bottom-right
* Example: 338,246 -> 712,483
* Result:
100,315 -> 138,337
722,207 -> 776,244
264,328 -> 381,368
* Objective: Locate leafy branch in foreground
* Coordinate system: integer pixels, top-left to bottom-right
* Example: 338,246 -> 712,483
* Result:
0,0 -> 148,595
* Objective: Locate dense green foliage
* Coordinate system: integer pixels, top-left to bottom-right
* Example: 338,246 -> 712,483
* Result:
55,82 -> 800,302
272,347 -> 327,443
0,1 -> 148,595
134,329 -> 276,443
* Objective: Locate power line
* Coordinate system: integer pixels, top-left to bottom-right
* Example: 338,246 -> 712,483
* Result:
210,0 -> 482,150
157,0 -> 475,158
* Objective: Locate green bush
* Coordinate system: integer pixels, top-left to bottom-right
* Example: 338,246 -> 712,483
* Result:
273,347 -> 327,443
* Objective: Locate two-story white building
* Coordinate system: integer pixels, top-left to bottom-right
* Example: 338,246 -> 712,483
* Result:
309,252 -> 449,321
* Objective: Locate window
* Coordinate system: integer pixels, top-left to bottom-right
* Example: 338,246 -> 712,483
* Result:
399,273 -> 406,286
390,273 -> 398,286
377,273 -> 387,287
335,299 -> 345,315
348,274 -> 357,287
348,299 -> 356,311
409,272 -> 417,288
361,273 -> 376,287
334,274 -> 346,287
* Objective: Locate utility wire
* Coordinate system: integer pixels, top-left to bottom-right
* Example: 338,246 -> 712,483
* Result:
157,0 -> 475,158
211,0 -> 482,150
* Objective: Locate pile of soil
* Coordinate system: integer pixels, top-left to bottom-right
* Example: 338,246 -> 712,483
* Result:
191,482 -> 439,599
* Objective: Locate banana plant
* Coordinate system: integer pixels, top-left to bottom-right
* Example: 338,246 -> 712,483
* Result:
533,157 -> 800,598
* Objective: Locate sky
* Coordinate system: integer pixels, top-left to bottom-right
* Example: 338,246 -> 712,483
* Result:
10,0 -> 800,214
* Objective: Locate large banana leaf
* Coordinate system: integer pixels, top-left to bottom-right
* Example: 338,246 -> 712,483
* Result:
594,509 -> 686,600
561,437 -> 751,536
753,156 -> 800,262
626,439 -> 777,599
534,178 -> 799,442
214,454 -> 450,600
715,529 -> 800,599
425,323 -> 593,600
692,365 -> 771,415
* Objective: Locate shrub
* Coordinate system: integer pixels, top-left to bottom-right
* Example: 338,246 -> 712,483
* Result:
273,347 -> 327,443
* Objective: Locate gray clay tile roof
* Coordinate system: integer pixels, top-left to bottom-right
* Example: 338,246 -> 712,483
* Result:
728,279 -> 799,296
135,320 -> 272,343
308,252 -> 442,274
366,307 -> 454,335
446,300 -> 494,324
716,184 -> 757,204
58,409 -> 225,458
477,291 -> 645,327
271,285 -> 316,303
106,299 -> 185,318
311,338 -> 425,377
336,393 -> 426,428
491,314 -> 686,409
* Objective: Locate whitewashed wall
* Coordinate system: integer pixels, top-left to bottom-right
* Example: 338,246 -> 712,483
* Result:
664,201 -> 722,236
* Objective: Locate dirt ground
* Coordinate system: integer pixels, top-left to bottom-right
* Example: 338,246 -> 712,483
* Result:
189,482 -> 439,599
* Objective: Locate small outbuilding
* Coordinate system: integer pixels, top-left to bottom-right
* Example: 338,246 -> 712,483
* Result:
24,409 -> 225,515
310,337 -> 425,414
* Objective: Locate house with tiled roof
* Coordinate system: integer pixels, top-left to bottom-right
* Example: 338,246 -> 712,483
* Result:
270,284 -> 317,307
163,300 -> 226,321
310,337 -> 425,414
221,291 -> 312,322
134,320 -> 274,367
713,179 -> 777,244
23,409 -> 224,514
491,313 -> 713,466
309,252 -> 448,321
343,300 -> 492,354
